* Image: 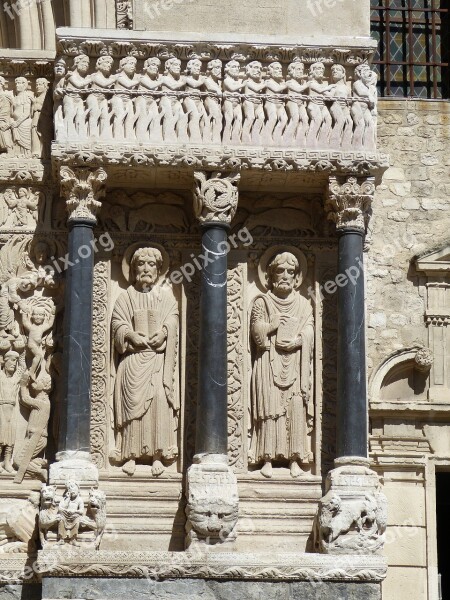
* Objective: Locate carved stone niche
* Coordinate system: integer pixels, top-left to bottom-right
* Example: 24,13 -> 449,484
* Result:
416,246 -> 450,402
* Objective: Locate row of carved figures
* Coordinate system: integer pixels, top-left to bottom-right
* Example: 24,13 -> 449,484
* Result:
54,56 -> 378,150
0,77 -> 52,159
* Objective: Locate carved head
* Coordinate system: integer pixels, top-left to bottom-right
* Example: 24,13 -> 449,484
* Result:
65,480 -> 80,500
246,61 -> 262,80
355,63 -> 373,85
54,57 -> 66,77
4,350 -> 19,375
267,62 -> 283,81
36,78 -> 50,94
144,57 -> 161,76
186,58 -> 202,76
327,493 -> 342,514
40,484 -> 57,507
225,60 -> 240,78
309,62 -> 325,81
31,306 -> 46,325
331,64 -> 346,83
287,61 -> 305,81
119,56 -> 137,76
267,251 -> 300,298
187,496 -> 238,541
32,373 -> 52,394
88,488 -> 106,510
96,56 -> 114,75
32,240 -> 50,265
15,77 -> 28,93
207,59 -> 222,79
165,58 -> 181,76
131,247 -> 163,290
73,55 -> 90,75
0,76 -> 8,91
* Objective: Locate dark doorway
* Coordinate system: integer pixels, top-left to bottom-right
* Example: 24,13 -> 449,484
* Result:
436,472 -> 450,599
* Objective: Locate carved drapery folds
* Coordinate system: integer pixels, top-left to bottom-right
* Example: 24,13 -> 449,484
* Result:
60,167 -> 107,223
193,171 -> 240,225
326,176 -> 375,233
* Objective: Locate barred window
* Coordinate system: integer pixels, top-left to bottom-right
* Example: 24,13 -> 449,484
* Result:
371,0 -> 449,99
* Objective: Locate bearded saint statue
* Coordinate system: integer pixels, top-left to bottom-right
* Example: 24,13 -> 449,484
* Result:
111,246 -> 179,477
250,251 -> 314,479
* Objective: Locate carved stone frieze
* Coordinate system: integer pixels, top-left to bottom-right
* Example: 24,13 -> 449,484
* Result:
326,175 -> 375,232
317,462 -> 387,555
0,159 -> 50,185
36,549 -> 387,581
193,171 -> 240,224
60,166 -> 107,223
185,455 -> 239,547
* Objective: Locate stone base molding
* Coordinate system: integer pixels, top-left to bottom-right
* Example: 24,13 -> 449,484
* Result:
317,458 -> 388,555
49,452 -> 99,487
36,549 -> 387,582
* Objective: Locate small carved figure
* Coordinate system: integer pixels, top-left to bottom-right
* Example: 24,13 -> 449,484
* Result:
111,56 -> 140,142
223,60 -> 244,144
184,58 -> 206,143
53,57 -> 67,140
0,77 -> 13,153
10,77 -> 33,157
87,56 -> 116,140
64,55 -> 91,140
2,187 -> 40,228
57,480 -> 84,546
351,63 -> 377,150
250,250 -> 314,479
20,301 -> 55,379
38,484 -> 60,548
284,61 -> 310,145
324,65 -> 353,148
111,246 -> 179,477
203,59 -> 223,144
242,61 -> 265,144
80,488 -> 107,549
14,371 -> 52,483
306,62 -> 332,147
135,57 -> 163,143
160,58 -> 188,143
0,351 -> 24,474
263,62 -> 288,145
31,78 -> 52,158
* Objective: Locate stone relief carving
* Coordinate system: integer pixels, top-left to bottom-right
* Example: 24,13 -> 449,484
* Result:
38,481 -> 107,549
116,0 -> 133,29
110,245 -> 180,477
53,52 -> 379,151
326,175 -> 375,232
249,248 -> 314,478
193,171 -> 240,224
0,237 -> 63,481
0,76 -> 52,160
60,166 -> 107,222
0,491 -> 40,553
0,187 -> 45,230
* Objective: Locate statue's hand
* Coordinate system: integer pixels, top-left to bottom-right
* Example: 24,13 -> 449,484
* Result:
276,336 -> 301,352
127,332 -> 150,349
269,314 -> 281,333
149,329 -> 166,350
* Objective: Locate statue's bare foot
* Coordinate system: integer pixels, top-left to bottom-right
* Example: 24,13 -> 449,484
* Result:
122,459 -> 136,476
152,460 -> 165,477
109,448 -> 121,463
290,460 -> 304,478
260,461 -> 273,478
3,462 -> 16,474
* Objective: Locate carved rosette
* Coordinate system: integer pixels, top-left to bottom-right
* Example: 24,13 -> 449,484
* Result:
193,171 -> 240,225
317,461 -> 387,555
326,176 -> 375,233
60,167 -> 107,223
186,454 -> 239,547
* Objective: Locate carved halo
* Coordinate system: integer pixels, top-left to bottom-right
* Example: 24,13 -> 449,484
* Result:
258,245 -> 308,291
122,242 -> 170,284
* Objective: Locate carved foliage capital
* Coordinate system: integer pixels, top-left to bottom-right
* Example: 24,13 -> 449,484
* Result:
193,171 -> 240,225
326,176 -> 375,233
60,167 -> 107,223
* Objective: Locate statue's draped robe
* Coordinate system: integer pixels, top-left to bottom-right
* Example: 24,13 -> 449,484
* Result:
112,285 -> 179,462
0,370 -> 21,448
251,291 -> 314,463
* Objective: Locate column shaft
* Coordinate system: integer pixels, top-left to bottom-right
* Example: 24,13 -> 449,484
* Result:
196,224 -> 229,456
59,219 -> 95,454
337,229 -> 367,458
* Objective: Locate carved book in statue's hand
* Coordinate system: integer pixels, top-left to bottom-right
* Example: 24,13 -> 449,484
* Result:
276,317 -> 299,346
134,309 -> 159,338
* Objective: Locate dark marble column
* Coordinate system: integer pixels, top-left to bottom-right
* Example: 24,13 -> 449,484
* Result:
51,167 -> 106,482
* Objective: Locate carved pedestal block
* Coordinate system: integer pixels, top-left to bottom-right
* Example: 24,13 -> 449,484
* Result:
317,459 -> 387,555
185,454 -> 239,548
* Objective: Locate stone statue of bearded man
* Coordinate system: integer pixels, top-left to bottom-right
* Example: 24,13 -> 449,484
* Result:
111,247 -> 179,477
250,251 -> 314,479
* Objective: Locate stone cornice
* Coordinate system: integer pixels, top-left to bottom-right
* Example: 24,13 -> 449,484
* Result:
36,550 -> 387,582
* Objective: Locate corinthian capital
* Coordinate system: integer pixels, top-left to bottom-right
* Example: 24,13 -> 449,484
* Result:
60,167 -> 107,223
326,176 -> 375,233
193,171 -> 240,225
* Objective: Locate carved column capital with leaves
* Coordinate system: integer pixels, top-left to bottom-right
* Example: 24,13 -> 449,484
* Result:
193,171 -> 240,226
60,167 -> 107,223
326,176 -> 375,233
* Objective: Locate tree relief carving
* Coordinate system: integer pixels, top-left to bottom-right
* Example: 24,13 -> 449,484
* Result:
109,244 -> 180,477
249,247 -> 314,479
